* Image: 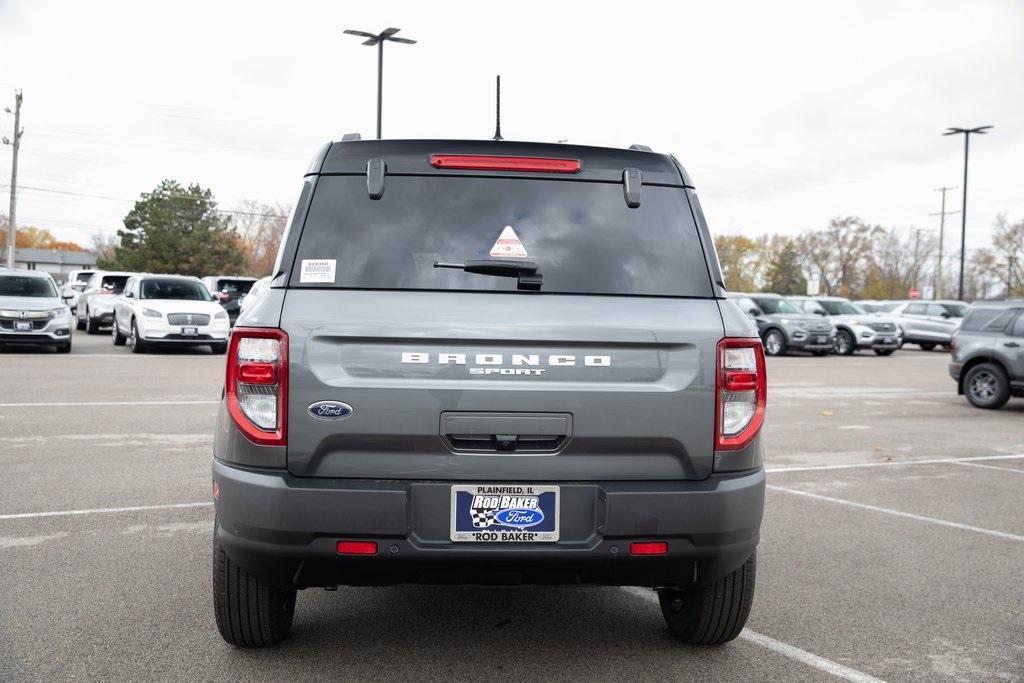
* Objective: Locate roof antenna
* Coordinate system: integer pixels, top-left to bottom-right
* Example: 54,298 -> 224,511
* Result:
492,74 -> 503,141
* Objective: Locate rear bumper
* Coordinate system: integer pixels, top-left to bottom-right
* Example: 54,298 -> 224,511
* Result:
212,459 -> 765,589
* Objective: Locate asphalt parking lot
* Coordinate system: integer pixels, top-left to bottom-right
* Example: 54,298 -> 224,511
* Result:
1,334 -> 1022,681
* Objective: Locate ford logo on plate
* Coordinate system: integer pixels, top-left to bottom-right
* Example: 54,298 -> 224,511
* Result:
493,508 -> 545,529
307,401 -> 353,420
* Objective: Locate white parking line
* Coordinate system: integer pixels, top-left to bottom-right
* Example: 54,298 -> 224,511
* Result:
768,485 -> 1024,542
952,461 -> 1024,475
622,588 -> 885,682
0,400 -> 218,408
766,453 -> 1024,474
0,502 -> 213,521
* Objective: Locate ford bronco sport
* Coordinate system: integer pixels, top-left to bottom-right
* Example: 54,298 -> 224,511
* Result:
212,139 -> 766,647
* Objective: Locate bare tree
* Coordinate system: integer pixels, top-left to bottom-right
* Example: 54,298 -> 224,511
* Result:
991,215 -> 1024,297
231,200 -> 291,277
796,217 -> 879,296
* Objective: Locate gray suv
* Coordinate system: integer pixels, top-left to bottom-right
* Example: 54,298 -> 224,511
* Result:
728,292 -> 835,356
948,301 -> 1024,409
212,139 -> 766,647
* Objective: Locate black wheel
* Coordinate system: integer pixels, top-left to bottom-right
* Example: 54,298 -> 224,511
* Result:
659,551 -> 756,645
210,342 -> 228,355
963,362 -> 1010,410
833,329 -> 856,356
75,314 -> 85,331
129,320 -> 147,354
112,321 -> 127,346
919,342 -> 936,351
56,342 -> 71,354
213,526 -> 295,647
874,348 -> 895,356
85,310 -> 99,335
763,329 -> 787,357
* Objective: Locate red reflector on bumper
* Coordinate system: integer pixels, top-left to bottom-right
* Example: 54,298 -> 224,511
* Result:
337,540 -> 377,555
630,541 -> 668,556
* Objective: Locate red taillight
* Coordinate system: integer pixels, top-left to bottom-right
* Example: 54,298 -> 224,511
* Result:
225,327 -> 287,446
715,338 -> 767,451
430,154 -> 581,174
337,540 -> 377,555
630,541 -> 668,556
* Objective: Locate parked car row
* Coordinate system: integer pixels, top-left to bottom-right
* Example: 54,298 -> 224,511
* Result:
729,292 -> 902,357
1,267 -> 268,354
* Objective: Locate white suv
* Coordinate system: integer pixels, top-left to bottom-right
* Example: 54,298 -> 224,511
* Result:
112,274 -> 230,353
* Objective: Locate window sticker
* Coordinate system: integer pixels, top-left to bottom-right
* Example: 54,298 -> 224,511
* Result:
300,259 -> 337,283
489,225 -> 528,258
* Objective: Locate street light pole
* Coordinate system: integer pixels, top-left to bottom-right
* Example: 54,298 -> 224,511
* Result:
942,125 -> 992,301
343,27 -> 417,140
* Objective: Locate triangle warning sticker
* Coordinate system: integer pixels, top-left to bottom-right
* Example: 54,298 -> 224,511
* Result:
489,225 -> 528,258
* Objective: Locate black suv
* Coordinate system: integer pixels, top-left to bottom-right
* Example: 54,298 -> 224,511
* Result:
949,301 -> 1024,409
212,139 -> 766,647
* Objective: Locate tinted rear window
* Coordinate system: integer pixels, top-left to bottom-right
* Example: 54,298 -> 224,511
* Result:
290,176 -> 712,297
100,275 -> 129,294
215,279 -> 255,295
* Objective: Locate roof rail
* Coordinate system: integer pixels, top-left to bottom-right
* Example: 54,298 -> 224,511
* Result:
342,133 -> 362,142
629,144 -> 652,152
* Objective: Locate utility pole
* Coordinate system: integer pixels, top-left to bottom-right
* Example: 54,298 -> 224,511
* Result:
343,27 -> 417,140
930,186 -> 959,300
3,89 -> 23,269
943,126 -> 993,300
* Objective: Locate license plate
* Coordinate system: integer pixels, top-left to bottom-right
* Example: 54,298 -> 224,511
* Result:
181,327 -> 198,336
883,337 -> 893,344
14,321 -> 32,331
450,484 -> 559,542
816,335 -> 827,344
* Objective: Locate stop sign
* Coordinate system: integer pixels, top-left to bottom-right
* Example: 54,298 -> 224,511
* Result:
909,288 -> 919,299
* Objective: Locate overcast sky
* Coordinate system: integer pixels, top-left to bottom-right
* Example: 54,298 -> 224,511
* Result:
1,0 -> 1021,251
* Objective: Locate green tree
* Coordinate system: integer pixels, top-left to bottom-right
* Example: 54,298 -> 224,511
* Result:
100,180 -> 244,275
762,237 -> 807,295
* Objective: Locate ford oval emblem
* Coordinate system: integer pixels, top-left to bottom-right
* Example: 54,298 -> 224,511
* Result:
493,507 -> 545,529
307,401 -> 353,420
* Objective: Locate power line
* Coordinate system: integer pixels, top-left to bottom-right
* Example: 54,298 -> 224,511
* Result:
1,183 -> 286,219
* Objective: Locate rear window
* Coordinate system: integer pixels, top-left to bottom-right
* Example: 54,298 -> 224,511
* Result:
289,176 -> 712,297
961,308 -> 1019,332
100,275 -> 129,294
74,272 -> 94,284
215,279 -> 255,295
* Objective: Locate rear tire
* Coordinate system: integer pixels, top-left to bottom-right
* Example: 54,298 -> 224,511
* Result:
963,362 -> 1010,409
76,315 -> 85,331
763,329 -> 787,357
210,342 -> 227,355
112,322 -> 127,346
919,342 -> 936,351
874,348 -> 895,356
56,342 -> 71,354
834,329 -> 856,356
659,551 -> 756,645
85,310 -> 99,335
213,526 -> 295,647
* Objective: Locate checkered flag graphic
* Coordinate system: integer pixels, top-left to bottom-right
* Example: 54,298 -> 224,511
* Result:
471,508 -> 495,529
